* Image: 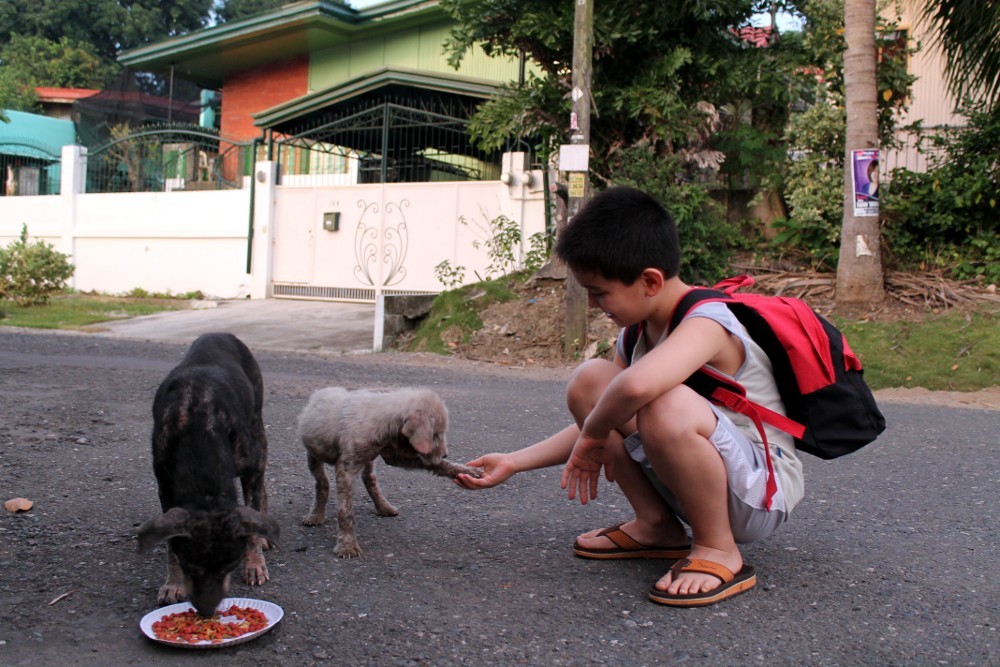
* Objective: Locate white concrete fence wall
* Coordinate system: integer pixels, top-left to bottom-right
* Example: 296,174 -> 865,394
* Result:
0,146 -> 547,302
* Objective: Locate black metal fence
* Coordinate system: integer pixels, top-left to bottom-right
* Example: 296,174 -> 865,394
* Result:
272,97 -> 503,186
0,140 -> 62,196
84,125 -> 257,193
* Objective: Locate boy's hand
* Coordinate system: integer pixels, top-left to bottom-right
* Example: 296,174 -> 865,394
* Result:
561,434 -> 616,505
453,453 -> 515,490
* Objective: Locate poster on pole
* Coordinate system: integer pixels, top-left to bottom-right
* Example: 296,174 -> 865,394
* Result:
852,148 -> 880,217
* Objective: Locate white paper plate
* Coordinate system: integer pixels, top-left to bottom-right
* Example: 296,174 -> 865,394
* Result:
139,597 -> 283,649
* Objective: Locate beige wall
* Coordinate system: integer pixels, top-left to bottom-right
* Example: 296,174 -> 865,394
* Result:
270,159 -> 546,298
888,2 -> 966,128
881,2 -> 968,173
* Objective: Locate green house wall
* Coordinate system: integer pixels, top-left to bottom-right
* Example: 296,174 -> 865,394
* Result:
309,20 -> 522,92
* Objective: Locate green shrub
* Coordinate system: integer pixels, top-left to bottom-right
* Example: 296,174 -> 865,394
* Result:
436,214 -> 549,289
0,225 -> 75,306
770,98 -> 845,269
881,103 -> 1000,285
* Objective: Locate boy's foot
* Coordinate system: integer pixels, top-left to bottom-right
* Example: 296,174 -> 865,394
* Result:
648,557 -> 756,607
573,522 -> 691,560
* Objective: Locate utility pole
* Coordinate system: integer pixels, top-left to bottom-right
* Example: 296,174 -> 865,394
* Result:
561,0 -> 593,357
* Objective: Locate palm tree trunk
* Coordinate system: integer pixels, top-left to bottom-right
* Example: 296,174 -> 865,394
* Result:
837,0 -> 886,308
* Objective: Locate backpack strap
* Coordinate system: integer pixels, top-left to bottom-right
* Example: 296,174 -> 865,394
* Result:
704,385 -> 779,511
621,286 -> 729,361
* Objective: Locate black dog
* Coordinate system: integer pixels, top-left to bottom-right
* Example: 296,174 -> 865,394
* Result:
138,333 -> 279,617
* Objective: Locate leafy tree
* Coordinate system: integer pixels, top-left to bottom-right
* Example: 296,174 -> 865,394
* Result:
612,142 -> 740,284
771,0 -> 914,270
919,0 -> 1000,111
0,34 -> 117,112
441,0 -> 797,184
773,93 -> 846,267
0,0 -> 214,64
214,0 -> 290,23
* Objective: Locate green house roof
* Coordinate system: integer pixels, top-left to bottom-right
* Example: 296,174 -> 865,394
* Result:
0,110 -> 76,159
118,0 -> 447,89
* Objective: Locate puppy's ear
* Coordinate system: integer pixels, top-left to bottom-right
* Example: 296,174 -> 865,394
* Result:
137,507 -> 191,552
401,411 -> 434,455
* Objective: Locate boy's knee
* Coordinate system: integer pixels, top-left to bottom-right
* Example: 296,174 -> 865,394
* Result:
567,358 -> 620,419
637,385 -> 715,442
567,359 -> 618,399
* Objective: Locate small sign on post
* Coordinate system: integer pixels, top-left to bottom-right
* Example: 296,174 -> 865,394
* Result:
559,144 -> 590,173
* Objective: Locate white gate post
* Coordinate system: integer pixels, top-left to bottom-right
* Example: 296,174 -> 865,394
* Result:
249,161 -> 278,299
373,292 -> 385,352
60,145 -> 87,290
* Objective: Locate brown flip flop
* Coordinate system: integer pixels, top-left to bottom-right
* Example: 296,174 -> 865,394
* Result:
648,557 -> 757,607
573,523 -> 691,560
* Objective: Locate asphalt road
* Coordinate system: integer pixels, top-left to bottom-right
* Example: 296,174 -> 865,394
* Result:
0,329 -> 996,666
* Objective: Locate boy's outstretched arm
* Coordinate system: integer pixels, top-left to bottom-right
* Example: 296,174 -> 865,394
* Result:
454,424 -> 580,490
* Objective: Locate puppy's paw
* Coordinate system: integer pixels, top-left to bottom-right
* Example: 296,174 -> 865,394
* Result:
335,539 -> 362,559
157,582 -> 187,605
375,504 -> 399,517
456,464 -> 484,479
301,512 -> 326,527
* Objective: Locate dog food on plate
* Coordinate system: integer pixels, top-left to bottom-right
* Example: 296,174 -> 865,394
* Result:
152,604 -> 268,644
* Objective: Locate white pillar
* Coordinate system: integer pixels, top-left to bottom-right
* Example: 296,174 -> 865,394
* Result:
249,161 -> 277,299
373,292 -> 385,352
60,145 -> 87,290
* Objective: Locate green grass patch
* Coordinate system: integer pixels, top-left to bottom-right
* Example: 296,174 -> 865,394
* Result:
406,279 -> 519,354
0,293 -> 191,330
837,310 -> 999,392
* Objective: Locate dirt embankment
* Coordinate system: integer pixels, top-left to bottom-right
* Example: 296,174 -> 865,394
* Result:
443,271 -> 999,411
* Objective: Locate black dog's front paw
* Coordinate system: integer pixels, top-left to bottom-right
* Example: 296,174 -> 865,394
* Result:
158,582 -> 187,605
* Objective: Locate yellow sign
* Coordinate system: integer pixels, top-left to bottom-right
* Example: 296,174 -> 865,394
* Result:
569,172 -> 586,198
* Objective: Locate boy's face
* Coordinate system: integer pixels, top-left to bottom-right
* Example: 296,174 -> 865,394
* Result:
572,269 -> 649,328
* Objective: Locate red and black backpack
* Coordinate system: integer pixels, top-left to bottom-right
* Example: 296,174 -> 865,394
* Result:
622,274 -> 886,463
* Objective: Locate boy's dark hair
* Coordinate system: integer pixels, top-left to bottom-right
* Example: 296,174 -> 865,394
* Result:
554,186 -> 680,284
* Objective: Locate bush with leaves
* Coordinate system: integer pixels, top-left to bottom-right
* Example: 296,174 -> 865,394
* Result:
881,103 -> 1000,284
770,96 -> 846,269
0,225 -> 75,306
435,214 -> 548,288
610,143 -> 740,285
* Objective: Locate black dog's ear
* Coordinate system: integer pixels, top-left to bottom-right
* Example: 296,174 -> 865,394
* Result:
137,507 -> 191,553
235,506 -> 281,549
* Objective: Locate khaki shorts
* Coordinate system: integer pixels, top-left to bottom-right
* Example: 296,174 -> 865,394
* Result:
624,406 -> 787,544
